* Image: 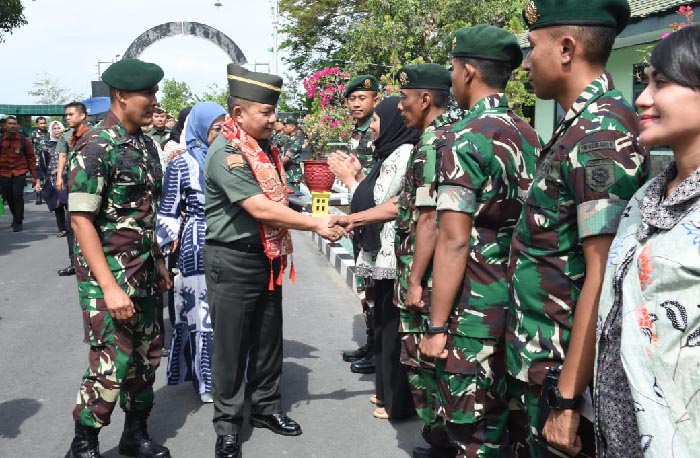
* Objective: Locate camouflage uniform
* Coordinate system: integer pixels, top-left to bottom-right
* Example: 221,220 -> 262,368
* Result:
31,128 -> 50,167
282,132 -> 303,188
145,127 -> 171,147
395,113 -> 452,447
68,111 -> 164,428
506,73 -> 649,456
435,94 -> 541,457
348,117 -> 375,176
347,116 -> 378,328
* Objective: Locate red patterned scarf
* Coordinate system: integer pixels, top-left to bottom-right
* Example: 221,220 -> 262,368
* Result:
221,118 -> 295,289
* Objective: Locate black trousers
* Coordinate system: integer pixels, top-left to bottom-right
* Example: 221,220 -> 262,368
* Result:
57,206 -> 75,265
374,278 -> 414,419
0,175 -> 26,225
204,243 -> 283,435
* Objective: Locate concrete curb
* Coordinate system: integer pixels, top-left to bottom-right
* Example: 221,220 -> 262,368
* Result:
310,231 -> 358,296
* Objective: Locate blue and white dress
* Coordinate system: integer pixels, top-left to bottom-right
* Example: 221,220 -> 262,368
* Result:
156,152 -> 212,395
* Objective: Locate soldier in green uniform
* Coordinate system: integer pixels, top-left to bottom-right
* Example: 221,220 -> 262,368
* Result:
340,74 -> 381,371
204,64 -> 344,458
31,116 -> 49,204
65,59 -> 172,458
280,116 -> 303,193
418,25 -> 542,458
506,1 -> 649,456
271,119 -> 285,148
329,63 -> 458,458
146,106 -> 171,147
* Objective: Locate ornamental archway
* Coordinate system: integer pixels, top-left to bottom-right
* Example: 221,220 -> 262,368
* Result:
122,21 -> 247,64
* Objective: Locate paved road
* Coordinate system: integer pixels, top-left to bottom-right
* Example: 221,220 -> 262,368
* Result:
0,197 -> 423,458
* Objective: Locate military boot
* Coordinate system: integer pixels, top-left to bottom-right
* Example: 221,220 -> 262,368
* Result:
64,421 -> 104,458
118,411 -> 171,458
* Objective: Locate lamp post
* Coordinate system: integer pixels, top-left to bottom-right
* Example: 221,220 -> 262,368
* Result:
270,0 -> 279,75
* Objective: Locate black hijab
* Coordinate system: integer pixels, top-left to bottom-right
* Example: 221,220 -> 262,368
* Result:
169,106 -> 192,144
350,96 -> 420,252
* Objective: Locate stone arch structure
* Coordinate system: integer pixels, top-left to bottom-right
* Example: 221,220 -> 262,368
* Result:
122,21 -> 247,64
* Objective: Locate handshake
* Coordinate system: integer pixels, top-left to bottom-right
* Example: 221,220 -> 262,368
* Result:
312,214 -> 357,242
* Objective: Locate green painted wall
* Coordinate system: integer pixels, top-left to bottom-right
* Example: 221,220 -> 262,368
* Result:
532,44 -> 651,142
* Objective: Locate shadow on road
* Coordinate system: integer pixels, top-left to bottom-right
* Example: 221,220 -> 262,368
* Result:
0,398 -> 42,439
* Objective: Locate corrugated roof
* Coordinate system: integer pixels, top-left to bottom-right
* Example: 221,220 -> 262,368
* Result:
629,0 -> 691,18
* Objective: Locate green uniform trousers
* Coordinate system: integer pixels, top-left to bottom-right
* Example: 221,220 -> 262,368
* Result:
74,296 -> 161,428
204,242 -> 283,435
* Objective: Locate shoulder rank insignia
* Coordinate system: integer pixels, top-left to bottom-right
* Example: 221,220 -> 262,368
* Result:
363,78 -> 372,89
399,71 -> 409,86
226,153 -> 245,170
524,1 -> 539,27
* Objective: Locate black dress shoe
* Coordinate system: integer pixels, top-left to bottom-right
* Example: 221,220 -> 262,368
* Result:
215,435 -> 241,458
350,354 -> 375,374
250,413 -> 302,436
58,265 -> 76,276
12,223 -> 22,232
342,343 -> 370,362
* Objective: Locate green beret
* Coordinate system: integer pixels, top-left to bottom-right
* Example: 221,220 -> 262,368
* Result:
227,64 -> 283,106
397,64 -> 451,91
101,59 -> 164,92
451,25 -> 523,68
344,75 -> 379,98
284,117 -> 298,126
522,0 -> 630,35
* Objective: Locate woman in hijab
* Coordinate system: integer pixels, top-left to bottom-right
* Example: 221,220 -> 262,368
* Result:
331,96 -> 420,419
36,120 -> 69,235
156,101 -> 226,403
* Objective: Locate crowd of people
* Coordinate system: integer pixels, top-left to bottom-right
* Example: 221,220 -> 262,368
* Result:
1,0 -> 699,457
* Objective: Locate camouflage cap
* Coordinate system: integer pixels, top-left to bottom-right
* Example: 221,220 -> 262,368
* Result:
397,63 -> 451,91
101,59 -> 164,92
227,64 -> 283,106
284,116 -> 298,125
451,25 -> 523,69
522,0 -> 631,35
344,75 -> 379,98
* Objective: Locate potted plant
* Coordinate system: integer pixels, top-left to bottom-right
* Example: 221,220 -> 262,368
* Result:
300,67 -> 355,192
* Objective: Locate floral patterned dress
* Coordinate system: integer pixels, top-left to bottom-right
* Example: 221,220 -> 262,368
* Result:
595,162 -> 700,457
350,143 -> 412,280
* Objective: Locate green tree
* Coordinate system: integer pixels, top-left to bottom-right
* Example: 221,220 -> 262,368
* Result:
159,78 -> 194,116
193,83 -> 228,109
28,73 -> 84,104
0,0 -> 27,43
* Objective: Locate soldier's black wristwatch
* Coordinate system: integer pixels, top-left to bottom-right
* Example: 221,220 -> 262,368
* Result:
545,385 -> 582,410
422,317 -> 449,334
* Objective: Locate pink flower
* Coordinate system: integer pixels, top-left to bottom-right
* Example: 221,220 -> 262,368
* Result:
661,31 -> 671,39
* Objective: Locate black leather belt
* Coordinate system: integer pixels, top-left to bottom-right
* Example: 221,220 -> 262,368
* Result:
206,239 -> 265,253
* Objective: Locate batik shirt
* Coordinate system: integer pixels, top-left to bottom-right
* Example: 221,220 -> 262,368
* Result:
596,162 -> 700,458
69,111 -> 163,299
507,73 -> 649,385
395,113 -> 452,332
347,118 -> 375,175
437,94 -> 541,340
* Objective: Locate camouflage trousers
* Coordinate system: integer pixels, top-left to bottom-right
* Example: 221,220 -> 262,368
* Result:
435,335 -> 510,458
400,331 -> 453,451
73,296 -> 162,428
506,377 -> 595,458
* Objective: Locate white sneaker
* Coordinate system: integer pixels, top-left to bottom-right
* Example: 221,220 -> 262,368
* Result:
200,392 -> 214,403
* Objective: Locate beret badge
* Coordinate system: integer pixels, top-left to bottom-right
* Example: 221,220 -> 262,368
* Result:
524,1 -> 540,26
363,78 -> 372,89
452,36 -> 457,51
399,71 -> 409,86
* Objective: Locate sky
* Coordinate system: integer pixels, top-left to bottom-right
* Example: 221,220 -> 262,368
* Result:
0,0 -> 290,105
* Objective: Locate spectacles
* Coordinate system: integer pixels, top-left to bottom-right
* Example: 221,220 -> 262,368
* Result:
210,125 -> 223,132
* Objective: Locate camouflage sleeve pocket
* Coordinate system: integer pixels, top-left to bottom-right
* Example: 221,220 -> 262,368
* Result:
436,185 -> 477,214
577,199 -> 628,239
